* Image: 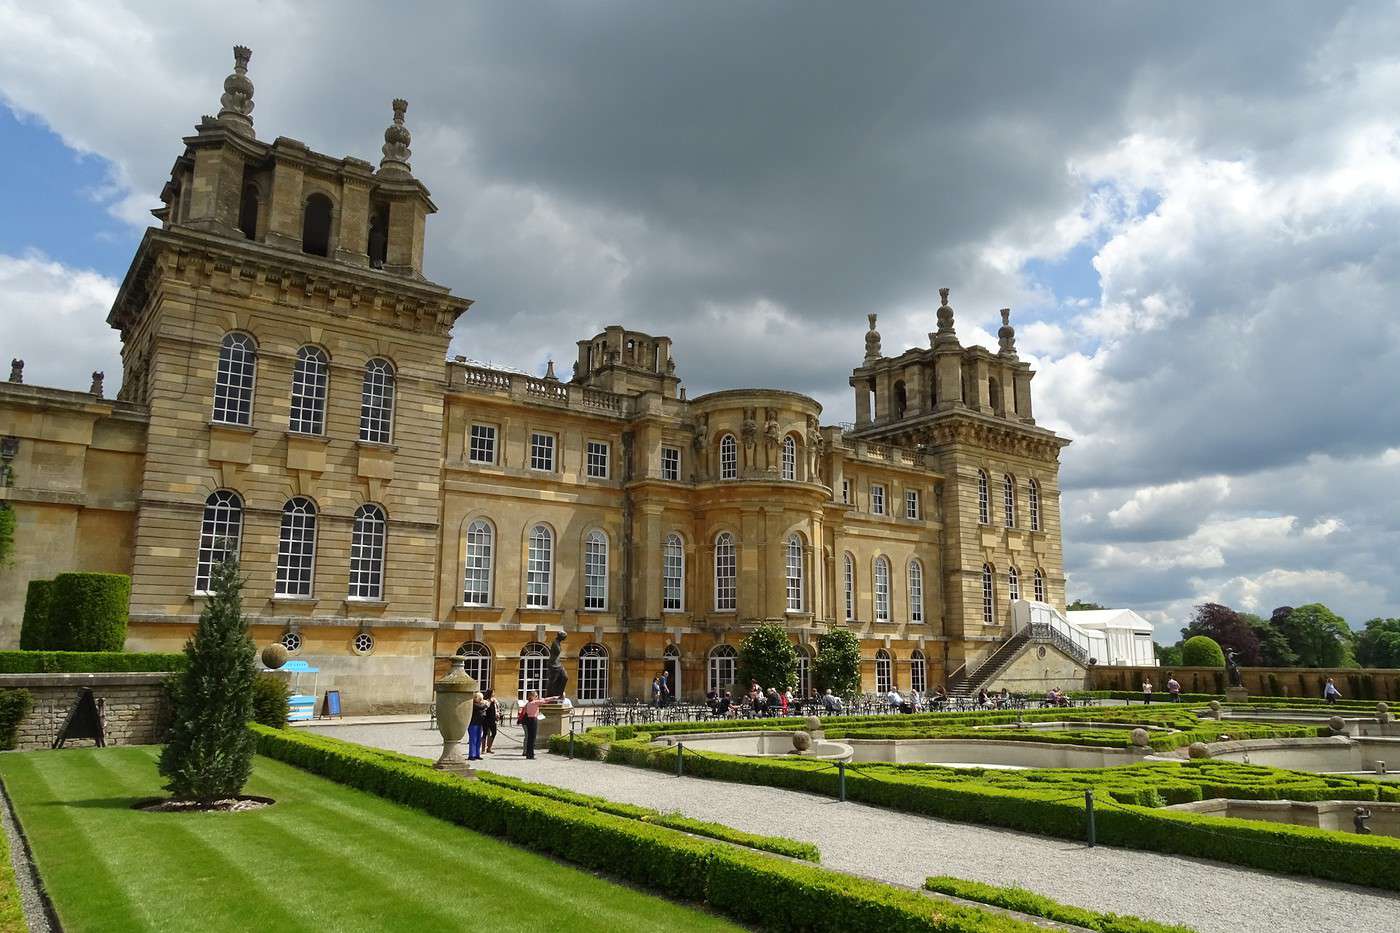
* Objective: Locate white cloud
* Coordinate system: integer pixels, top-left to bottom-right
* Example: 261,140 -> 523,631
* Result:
0,251 -> 120,391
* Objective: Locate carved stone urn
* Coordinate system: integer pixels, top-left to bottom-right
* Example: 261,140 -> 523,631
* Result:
433,656 -> 479,778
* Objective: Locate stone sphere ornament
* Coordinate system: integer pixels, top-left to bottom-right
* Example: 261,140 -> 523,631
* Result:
791,730 -> 812,753
1328,716 -> 1346,734
1130,728 -> 1150,748
261,643 -> 289,670
1188,742 -> 1210,759
805,715 -> 822,733
1377,702 -> 1392,725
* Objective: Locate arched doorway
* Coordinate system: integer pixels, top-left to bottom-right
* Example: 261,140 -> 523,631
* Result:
663,643 -> 680,702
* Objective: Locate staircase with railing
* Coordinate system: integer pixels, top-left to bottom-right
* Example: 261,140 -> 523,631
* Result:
946,614 -> 1093,698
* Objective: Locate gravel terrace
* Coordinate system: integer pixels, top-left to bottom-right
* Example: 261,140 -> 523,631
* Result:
304,719 -> 1400,933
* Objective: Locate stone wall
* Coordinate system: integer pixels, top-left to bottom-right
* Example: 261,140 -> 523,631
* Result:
3,672 -> 170,750
984,640 -> 1088,694
1089,665 -> 1400,701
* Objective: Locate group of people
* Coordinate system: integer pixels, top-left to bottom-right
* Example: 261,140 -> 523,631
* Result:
650,670 -> 675,706
465,689 -> 502,760
700,684 -> 850,718
1140,675 -> 1183,703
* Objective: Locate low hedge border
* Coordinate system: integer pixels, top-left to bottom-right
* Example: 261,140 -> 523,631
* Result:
249,724 -> 1042,933
588,732 -> 1400,890
923,877 -> 1195,933
0,651 -> 187,674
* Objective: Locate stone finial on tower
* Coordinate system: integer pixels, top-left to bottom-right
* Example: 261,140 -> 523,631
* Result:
864,313 -> 882,363
216,45 -> 255,136
932,287 -> 958,347
8,359 -> 22,384
544,359 -> 558,381
89,371 -> 105,397
379,98 -> 413,176
997,308 -> 1018,358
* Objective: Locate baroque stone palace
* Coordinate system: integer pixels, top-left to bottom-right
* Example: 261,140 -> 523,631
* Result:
0,50 -> 1070,711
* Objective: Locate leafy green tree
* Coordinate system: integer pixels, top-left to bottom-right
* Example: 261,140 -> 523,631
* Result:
814,628 -> 862,697
1354,618 -> 1400,668
1182,602 -> 1260,664
1273,603 -> 1354,668
1066,600 -> 1105,611
736,623 -> 798,693
1154,641 -> 1183,667
158,555 -> 256,803
1240,612 -> 1297,667
1180,635 -> 1226,667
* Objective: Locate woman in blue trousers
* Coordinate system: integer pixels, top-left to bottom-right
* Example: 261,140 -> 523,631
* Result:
467,691 -> 485,760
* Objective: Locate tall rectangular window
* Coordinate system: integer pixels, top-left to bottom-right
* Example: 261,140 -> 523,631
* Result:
841,479 -> 850,503
871,484 -> 886,516
586,441 -> 609,479
469,424 -> 497,464
663,533 -> 684,611
874,557 -> 890,621
661,446 -> 681,481
583,531 -> 608,610
348,504 -> 386,600
714,533 -> 736,611
843,553 -> 855,622
530,432 -> 555,472
905,489 -> 920,520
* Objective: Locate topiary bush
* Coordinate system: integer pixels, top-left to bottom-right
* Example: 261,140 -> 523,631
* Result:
48,572 -> 131,651
737,623 -> 798,692
815,627 -> 862,697
251,674 -> 290,728
0,689 -> 32,750
1181,635 -> 1226,667
18,579 -> 53,650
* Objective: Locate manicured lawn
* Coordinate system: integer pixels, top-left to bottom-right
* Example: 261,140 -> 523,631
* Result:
0,747 -> 745,933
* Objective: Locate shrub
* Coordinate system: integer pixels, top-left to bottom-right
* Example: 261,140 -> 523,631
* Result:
251,675 -> 290,728
0,689 -> 32,750
18,580 -> 53,650
737,623 -> 798,693
0,503 -> 14,567
159,556 -> 255,802
48,572 -> 130,651
924,877 -> 1194,933
1181,635 -> 1225,667
0,651 -> 185,674
815,627 -> 862,696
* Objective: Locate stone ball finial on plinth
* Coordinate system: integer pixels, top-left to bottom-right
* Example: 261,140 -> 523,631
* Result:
1188,742 -> 1210,759
1328,716 -> 1347,735
805,715 -> 821,733
261,643 -> 289,670
1377,702 -> 1392,725
791,730 -> 812,753
1130,728 -> 1150,748
1207,700 -> 1222,719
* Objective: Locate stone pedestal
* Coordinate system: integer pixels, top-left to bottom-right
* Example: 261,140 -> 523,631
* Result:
536,703 -> 570,749
1226,686 -> 1249,703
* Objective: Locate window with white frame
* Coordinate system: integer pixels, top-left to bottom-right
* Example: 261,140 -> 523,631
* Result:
781,435 -> 797,480
1028,479 -> 1041,531
212,332 -> 256,425
663,533 -> 685,611
871,484 -> 886,515
576,642 -> 610,701
905,489 -> 920,520
908,560 -> 924,623
275,497 -> 318,597
359,358 -> 395,444
910,649 -> 927,694
517,642 -> 548,700
843,552 -> 855,622
714,532 -> 737,611
719,434 -> 738,479
526,524 -> 553,607
289,345 -> 328,435
875,649 -> 892,694
348,504 -> 387,600
1034,567 -> 1046,603
469,424 -> 497,464
583,530 -> 608,610
796,646 -> 812,696
1008,565 -> 1021,602
586,440 -> 609,479
874,556 -> 891,621
708,644 -> 737,694
456,641 -> 492,688
982,563 -> 995,625
1003,474 -> 1016,528
977,470 -> 990,525
841,479 -> 850,503
530,433 -> 556,472
785,534 -> 804,612
462,519 -> 494,605
661,446 -> 681,481
195,490 -> 243,593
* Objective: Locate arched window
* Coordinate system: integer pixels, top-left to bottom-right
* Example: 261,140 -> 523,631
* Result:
302,193 -> 333,257
276,497 -> 318,597
714,532 -> 736,611
289,345 -> 328,435
843,552 -> 855,622
976,469 -> 990,525
1033,568 -> 1046,603
1008,565 -> 1021,603
982,563 -> 995,625
875,649 -> 892,694
873,556 -> 891,622
781,435 -> 797,480
784,534 -> 805,612
719,434 -> 738,480
518,642 -> 548,701
195,490 -> 243,592
359,358 -> 396,444
583,530 -> 608,610
576,643 -> 610,702
238,184 -> 259,240
910,649 -> 927,695
908,560 -> 924,623
796,645 -> 812,697
1028,479 -> 1041,531
1003,474 -> 1016,528
526,525 -> 553,608
348,504 -> 387,600
212,332 -> 256,425
708,644 -> 737,694
455,641 -> 492,689
662,533 -> 685,612
462,519 -> 494,606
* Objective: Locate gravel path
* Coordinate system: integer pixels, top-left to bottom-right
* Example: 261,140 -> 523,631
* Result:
305,720 -> 1400,933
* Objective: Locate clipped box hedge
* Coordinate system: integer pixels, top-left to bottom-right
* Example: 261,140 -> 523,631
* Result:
249,724 -> 1041,933
923,876 -> 1194,933
18,580 -> 53,651
48,572 -> 130,651
0,651 -> 186,674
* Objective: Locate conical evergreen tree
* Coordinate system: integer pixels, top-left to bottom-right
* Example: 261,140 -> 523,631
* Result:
158,554 -> 256,802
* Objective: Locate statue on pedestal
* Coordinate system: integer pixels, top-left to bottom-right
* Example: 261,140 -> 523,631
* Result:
545,631 -> 568,699
1226,647 -> 1243,689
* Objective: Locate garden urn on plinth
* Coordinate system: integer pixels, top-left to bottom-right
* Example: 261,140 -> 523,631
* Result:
1225,686 -> 1248,703
433,657 -> 479,778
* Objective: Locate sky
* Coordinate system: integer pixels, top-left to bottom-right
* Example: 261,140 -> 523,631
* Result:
1,1 -> 1398,639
